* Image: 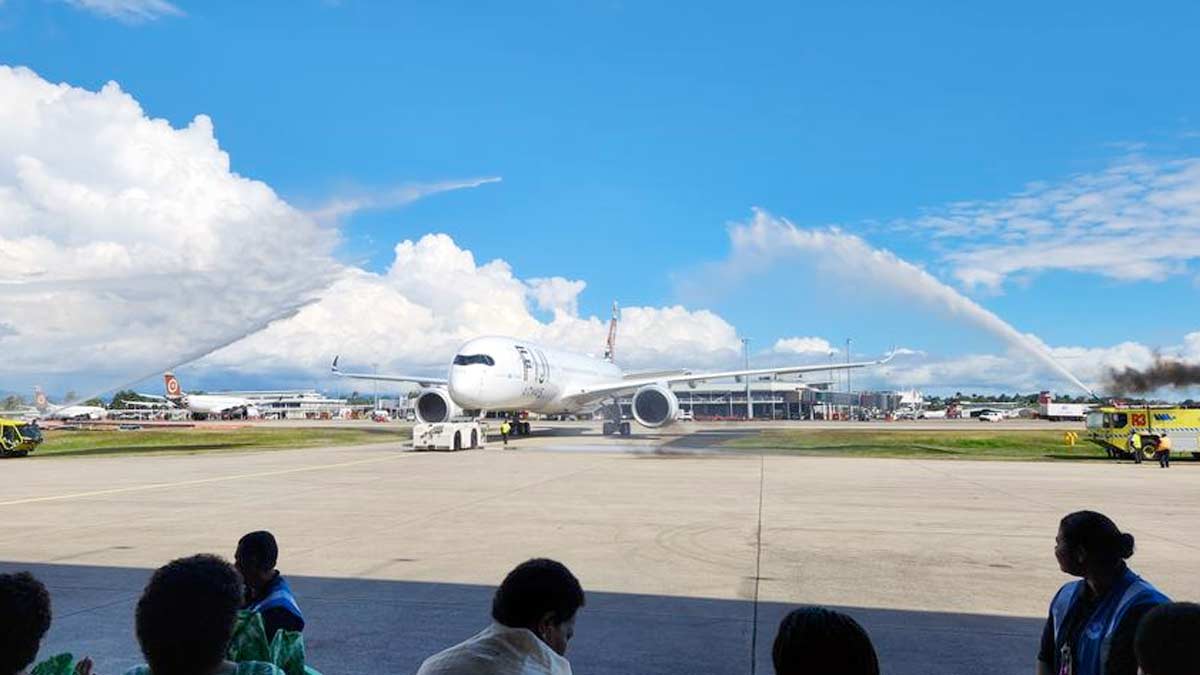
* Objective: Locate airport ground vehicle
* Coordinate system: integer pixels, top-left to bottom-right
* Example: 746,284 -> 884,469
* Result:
1037,391 -> 1089,421
978,411 -> 1005,422
1085,405 -> 1200,460
0,418 -> 43,457
412,420 -> 487,451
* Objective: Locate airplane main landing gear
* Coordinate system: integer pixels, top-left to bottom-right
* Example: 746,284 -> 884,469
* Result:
602,421 -> 631,436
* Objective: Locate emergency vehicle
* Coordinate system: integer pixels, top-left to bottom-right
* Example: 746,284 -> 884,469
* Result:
1085,404 -> 1200,460
0,418 -> 44,457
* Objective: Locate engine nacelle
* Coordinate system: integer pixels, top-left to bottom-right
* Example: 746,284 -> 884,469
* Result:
631,384 -> 679,428
415,388 -> 462,423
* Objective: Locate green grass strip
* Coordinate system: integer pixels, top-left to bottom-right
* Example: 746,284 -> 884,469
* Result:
24,426 -> 412,459
722,429 -> 1106,461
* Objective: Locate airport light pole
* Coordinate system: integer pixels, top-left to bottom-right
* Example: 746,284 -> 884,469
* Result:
742,337 -> 752,420
845,338 -> 852,421
372,362 -> 379,412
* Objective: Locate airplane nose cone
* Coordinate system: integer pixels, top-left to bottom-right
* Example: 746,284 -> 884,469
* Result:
448,367 -> 486,408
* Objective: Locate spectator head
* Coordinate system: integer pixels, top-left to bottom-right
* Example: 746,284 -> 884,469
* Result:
1136,602 -> 1200,675
235,531 -> 278,589
772,606 -> 880,675
0,572 -> 51,675
135,554 -> 243,675
491,558 -> 585,656
1055,511 -> 1135,576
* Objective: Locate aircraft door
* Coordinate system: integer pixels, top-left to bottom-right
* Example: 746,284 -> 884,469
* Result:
516,346 -> 533,382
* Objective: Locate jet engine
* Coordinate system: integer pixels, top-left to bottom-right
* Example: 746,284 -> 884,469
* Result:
631,384 -> 679,428
415,388 -> 461,423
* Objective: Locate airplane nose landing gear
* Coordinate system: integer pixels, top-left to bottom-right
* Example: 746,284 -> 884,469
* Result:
600,402 -> 631,436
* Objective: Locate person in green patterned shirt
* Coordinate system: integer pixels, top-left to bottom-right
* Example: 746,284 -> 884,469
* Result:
123,555 -> 283,675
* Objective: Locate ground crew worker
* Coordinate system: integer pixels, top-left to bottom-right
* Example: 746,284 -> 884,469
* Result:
1156,432 -> 1172,469
1128,431 -> 1142,464
1036,511 -> 1169,675
499,418 -> 511,447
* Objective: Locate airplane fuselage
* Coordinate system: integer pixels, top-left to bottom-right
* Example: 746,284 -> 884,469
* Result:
43,405 -> 106,420
446,336 -> 622,413
179,394 -> 255,415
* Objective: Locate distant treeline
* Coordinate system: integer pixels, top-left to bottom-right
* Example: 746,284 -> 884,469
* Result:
929,393 -> 1180,406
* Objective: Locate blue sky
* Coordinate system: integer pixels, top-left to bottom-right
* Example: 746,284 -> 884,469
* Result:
3,0 -> 1200,395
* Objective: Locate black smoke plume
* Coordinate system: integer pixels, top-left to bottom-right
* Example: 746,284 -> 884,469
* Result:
1104,359 -> 1200,395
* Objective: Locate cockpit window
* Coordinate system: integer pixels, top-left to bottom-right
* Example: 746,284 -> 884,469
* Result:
453,354 -> 495,366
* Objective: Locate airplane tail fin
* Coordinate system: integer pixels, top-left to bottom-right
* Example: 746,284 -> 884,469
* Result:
163,372 -> 184,400
603,301 -> 619,362
33,387 -> 49,411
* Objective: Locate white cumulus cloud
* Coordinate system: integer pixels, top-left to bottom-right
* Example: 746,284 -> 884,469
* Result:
773,336 -> 835,355
0,67 -> 756,394
208,234 -> 746,381
0,65 -> 339,393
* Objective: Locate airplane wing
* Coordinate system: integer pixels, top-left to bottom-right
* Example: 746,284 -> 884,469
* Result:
562,352 -> 896,407
330,356 -> 448,388
622,368 -> 692,380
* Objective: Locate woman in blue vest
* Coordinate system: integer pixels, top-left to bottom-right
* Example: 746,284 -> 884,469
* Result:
1037,511 -> 1169,675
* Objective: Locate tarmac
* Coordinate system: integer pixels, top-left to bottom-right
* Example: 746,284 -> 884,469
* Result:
1,424 -> 1197,675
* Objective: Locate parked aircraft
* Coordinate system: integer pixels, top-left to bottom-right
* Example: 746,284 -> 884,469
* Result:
333,304 -> 893,435
34,387 -> 107,420
161,373 -> 259,419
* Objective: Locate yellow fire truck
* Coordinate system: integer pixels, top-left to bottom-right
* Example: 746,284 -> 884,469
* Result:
0,418 -> 44,457
1085,405 -> 1200,460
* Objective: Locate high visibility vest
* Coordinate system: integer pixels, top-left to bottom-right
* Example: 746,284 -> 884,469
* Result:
1049,568 -> 1168,675
1158,436 -> 1172,451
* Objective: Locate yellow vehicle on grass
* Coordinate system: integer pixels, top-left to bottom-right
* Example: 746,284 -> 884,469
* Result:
1085,405 -> 1200,460
0,418 -> 44,457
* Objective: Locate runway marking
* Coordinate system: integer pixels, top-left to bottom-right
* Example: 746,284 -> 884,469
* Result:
0,453 -> 408,507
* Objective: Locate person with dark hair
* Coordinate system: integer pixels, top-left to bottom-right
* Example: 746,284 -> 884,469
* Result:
126,554 -> 283,675
1,571 -> 53,675
1,571 -> 93,675
417,558 -> 585,675
235,531 -> 304,640
1135,602 -> 1200,675
772,606 -> 879,675
1037,511 -> 1169,675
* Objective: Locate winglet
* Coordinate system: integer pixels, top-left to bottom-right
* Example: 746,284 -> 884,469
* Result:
331,355 -> 341,374
879,346 -> 898,365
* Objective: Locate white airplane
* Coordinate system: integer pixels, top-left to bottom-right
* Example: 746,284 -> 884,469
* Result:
333,304 -> 894,435
162,373 -> 260,419
34,387 -> 108,420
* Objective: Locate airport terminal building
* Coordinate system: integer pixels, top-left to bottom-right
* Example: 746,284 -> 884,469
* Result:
611,380 -> 902,421
225,391 -> 351,419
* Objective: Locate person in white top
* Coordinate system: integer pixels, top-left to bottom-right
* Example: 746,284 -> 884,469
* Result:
417,558 -> 585,675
